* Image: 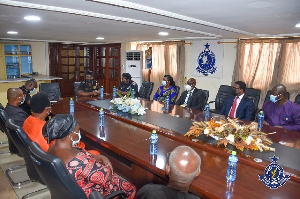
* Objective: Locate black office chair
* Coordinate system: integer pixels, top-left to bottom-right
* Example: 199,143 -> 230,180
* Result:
209,85 -> 234,113
6,118 -> 48,196
174,86 -> 180,102
0,103 -> 4,110
245,88 -> 261,121
0,109 -> 19,155
29,142 -> 126,199
264,90 -> 290,103
0,104 -> 9,154
295,94 -> 300,105
138,81 -> 154,99
74,81 -> 81,96
39,83 -> 61,101
198,89 -> 209,104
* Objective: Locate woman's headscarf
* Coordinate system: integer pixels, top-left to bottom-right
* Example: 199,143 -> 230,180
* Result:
42,114 -> 78,144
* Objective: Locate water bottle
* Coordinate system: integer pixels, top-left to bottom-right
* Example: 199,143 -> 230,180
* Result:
205,102 -> 210,120
100,86 -> 104,99
131,89 -> 135,99
99,108 -> 104,127
165,95 -> 170,112
226,151 -> 238,182
150,130 -> 158,155
257,111 -> 264,131
69,98 -> 74,113
113,86 -> 117,98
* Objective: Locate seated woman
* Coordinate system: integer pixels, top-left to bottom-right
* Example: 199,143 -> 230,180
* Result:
42,114 -> 136,198
153,75 -> 177,104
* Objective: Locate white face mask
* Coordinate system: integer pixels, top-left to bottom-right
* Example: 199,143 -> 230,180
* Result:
70,131 -> 81,146
185,85 -> 192,91
30,88 -> 36,94
162,81 -> 167,86
19,96 -> 25,105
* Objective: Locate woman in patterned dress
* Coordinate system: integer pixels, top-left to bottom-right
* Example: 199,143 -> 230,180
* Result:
153,75 -> 177,104
42,114 -> 136,198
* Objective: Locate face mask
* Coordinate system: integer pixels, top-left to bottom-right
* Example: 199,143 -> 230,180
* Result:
185,85 -> 192,91
162,81 -> 167,86
30,88 -> 36,94
70,131 -> 81,146
85,79 -> 92,84
270,94 -> 281,103
20,97 -> 25,105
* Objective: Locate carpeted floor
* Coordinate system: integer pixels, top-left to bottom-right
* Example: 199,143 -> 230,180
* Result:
0,132 -> 50,199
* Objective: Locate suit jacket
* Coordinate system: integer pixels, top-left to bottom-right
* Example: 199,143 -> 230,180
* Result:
4,104 -> 29,127
175,88 -> 206,110
219,95 -> 254,121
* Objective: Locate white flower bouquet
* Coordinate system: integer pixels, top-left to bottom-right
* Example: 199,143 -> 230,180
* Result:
110,92 -> 146,115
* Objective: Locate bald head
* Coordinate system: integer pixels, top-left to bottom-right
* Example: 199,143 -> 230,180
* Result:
168,146 -> 201,183
271,84 -> 288,104
7,88 -> 24,106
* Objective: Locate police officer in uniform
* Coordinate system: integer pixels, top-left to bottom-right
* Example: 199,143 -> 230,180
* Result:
78,71 -> 100,96
117,73 -> 139,97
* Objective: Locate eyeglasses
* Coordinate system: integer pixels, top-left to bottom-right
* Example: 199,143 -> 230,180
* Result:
232,86 -> 240,90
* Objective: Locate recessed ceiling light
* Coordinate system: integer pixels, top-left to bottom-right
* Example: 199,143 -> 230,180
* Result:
158,32 -> 169,36
24,15 -> 41,21
96,37 -> 104,40
7,31 -> 18,34
296,23 -> 300,28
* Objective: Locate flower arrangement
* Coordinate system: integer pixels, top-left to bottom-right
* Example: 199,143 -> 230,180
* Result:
109,91 -> 146,115
185,117 -> 275,152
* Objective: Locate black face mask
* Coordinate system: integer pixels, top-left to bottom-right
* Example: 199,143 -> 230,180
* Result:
85,79 -> 93,84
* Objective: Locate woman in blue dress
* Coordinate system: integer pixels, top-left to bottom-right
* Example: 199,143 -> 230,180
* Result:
153,75 -> 177,104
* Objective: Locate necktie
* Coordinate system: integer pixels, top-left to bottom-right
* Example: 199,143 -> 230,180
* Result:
184,92 -> 191,106
229,97 -> 239,118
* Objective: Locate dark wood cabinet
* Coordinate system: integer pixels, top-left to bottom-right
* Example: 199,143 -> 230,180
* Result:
49,43 -> 121,97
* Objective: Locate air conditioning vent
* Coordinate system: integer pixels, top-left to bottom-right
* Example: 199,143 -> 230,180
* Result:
126,51 -> 141,60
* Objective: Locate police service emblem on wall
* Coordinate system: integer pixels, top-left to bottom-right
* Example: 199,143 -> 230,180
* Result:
259,155 -> 290,189
196,43 -> 216,76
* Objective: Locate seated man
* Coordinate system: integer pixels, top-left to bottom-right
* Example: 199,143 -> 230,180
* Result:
4,88 -> 29,155
175,78 -> 206,110
262,84 -> 300,131
19,78 -> 37,115
23,93 -> 51,152
136,145 -> 201,199
117,73 -> 139,97
219,81 -> 254,121
78,70 -> 100,96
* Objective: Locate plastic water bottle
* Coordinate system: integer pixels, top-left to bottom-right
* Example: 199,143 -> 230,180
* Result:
113,86 -> 117,98
100,86 -> 104,99
150,130 -> 158,155
205,102 -> 210,120
69,98 -> 74,113
99,108 -> 104,127
165,95 -> 170,112
226,151 -> 238,182
257,111 -> 264,131
131,89 -> 135,99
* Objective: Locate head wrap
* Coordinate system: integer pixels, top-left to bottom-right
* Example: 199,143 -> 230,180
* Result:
42,114 -> 78,143
30,93 -> 50,113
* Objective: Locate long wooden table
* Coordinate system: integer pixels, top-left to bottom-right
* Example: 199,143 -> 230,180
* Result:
51,96 -> 300,199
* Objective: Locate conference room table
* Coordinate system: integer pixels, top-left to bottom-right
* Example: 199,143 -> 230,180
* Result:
50,95 -> 300,199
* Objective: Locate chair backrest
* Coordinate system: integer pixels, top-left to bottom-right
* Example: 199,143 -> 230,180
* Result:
74,82 -> 81,96
0,103 -> 4,110
198,89 -> 209,104
0,110 -> 19,154
174,86 -> 180,102
295,94 -> 300,105
39,83 -> 61,100
6,118 -> 44,184
264,90 -> 290,103
215,85 -> 234,111
29,142 -> 90,199
138,81 -> 154,99
245,88 -> 261,110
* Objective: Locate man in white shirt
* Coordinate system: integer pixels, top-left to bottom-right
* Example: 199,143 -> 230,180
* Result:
175,78 -> 206,110
219,81 -> 254,121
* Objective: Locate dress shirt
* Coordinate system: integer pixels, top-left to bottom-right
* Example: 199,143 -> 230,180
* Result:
229,94 -> 244,118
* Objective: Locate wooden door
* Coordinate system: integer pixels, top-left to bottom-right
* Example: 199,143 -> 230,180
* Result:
95,44 -> 121,93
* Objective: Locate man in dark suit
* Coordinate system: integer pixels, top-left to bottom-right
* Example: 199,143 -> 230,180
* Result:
175,78 -> 206,110
219,81 -> 254,121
